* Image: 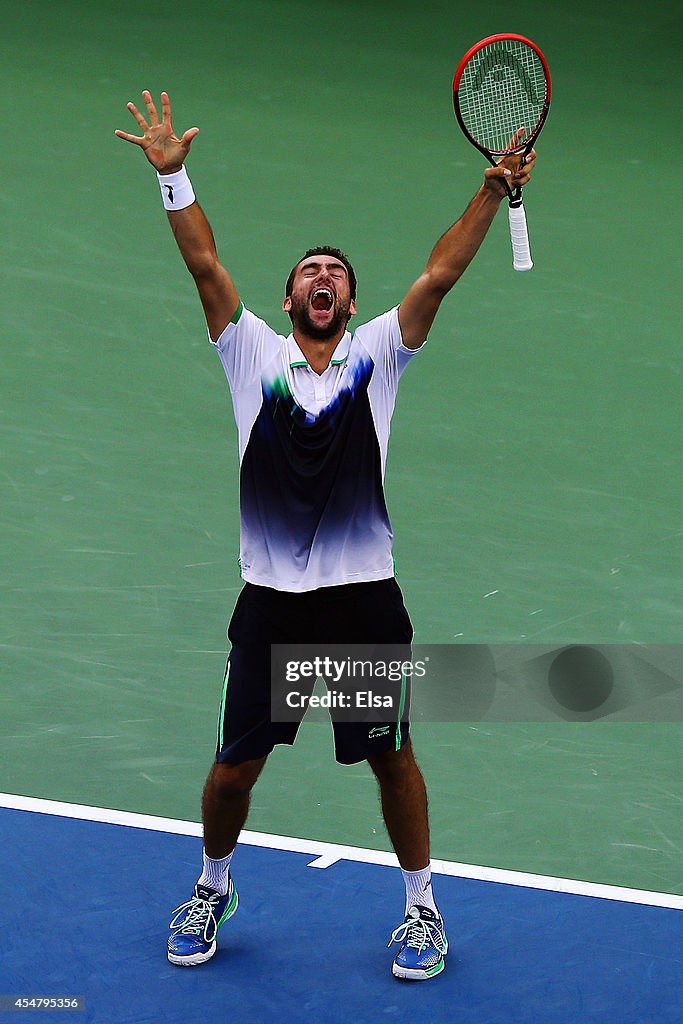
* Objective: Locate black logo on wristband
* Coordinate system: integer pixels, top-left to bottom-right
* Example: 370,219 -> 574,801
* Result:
163,184 -> 175,204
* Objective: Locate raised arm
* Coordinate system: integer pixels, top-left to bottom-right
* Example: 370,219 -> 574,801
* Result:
398,145 -> 537,349
115,91 -> 239,341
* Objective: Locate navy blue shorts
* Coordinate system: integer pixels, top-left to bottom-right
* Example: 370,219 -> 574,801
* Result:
215,578 -> 413,766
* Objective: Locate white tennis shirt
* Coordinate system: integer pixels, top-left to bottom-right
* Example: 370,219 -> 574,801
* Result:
211,303 -> 424,593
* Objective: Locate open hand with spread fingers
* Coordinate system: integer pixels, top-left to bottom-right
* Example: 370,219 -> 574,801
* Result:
115,90 -> 199,174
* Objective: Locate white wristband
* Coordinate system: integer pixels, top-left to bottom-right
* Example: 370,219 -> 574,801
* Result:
157,166 -> 196,211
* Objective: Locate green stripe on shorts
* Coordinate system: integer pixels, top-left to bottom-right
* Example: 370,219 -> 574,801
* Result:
217,660 -> 231,751
395,667 -> 407,750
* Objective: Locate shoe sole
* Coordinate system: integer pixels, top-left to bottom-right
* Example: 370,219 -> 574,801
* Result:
392,957 -> 445,981
167,890 -> 239,967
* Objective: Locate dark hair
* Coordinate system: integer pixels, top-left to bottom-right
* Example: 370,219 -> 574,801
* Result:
285,246 -> 357,303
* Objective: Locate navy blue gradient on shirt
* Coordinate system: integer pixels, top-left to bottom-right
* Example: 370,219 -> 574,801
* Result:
239,353 -> 391,583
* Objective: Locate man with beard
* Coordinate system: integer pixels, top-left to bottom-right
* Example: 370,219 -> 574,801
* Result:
116,91 -> 536,980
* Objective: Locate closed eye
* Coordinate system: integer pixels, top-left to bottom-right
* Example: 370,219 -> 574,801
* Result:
300,262 -> 348,279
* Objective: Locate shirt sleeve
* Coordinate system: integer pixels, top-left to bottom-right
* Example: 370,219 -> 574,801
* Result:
354,306 -> 427,383
209,303 -> 283,392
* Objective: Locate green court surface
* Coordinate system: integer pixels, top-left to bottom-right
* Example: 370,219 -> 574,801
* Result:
2,0 -> 682,896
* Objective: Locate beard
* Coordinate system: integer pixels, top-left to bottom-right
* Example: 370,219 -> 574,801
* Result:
289,293 -> 351,340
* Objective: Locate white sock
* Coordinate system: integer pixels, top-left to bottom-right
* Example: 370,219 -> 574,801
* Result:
401,864 -> 438,915
197,848 -> 234,896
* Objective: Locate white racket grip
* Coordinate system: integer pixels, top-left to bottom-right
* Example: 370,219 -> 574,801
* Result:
508,203 -> 533,271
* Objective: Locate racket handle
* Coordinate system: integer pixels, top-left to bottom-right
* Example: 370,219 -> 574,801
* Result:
508,203 -> 533,272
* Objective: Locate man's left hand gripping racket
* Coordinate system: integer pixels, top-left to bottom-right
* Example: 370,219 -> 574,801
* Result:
453,34 -> 551,271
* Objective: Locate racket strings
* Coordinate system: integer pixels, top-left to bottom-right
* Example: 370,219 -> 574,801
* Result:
458,39 -> 547,153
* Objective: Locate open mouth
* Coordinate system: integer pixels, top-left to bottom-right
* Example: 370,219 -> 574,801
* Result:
310,287 -> 334,313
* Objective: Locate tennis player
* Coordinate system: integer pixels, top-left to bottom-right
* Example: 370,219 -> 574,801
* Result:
116,90 -> 536,981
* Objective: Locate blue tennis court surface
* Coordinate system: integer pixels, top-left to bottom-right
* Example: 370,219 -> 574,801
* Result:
4,806 -> 682,1024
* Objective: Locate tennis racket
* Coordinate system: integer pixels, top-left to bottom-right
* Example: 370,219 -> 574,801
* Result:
453,34 -> 551,271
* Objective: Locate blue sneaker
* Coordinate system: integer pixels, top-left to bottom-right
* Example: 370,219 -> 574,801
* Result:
389,904 -> 448,980
167,878 -> 238,966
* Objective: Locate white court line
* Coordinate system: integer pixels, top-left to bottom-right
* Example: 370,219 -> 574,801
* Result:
2,791 -> 682,911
